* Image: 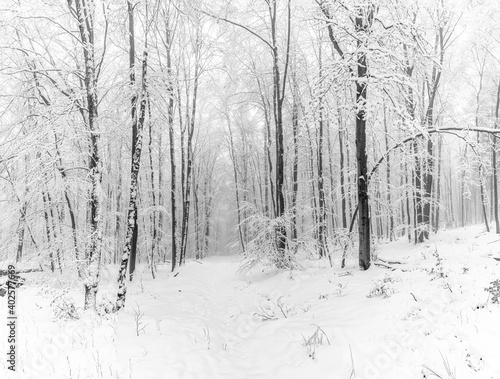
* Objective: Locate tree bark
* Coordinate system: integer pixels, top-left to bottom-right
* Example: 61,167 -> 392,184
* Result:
164,14 -> 178,272
354,6 -> 373,270
493,81 -> 500,233
317,43 -> 329,261
338,118 -> 347,229
71,0 -> 104,311
115,1 -> 148,310
290,78 -> 299,242
226,113 -> 246,253
147,97 -> 157,278
383,106 -> 393,240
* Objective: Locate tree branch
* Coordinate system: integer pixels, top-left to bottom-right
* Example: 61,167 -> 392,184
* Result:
199,10 -> 273,51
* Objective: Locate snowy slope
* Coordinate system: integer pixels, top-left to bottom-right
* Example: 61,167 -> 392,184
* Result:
1,225 -> 500,379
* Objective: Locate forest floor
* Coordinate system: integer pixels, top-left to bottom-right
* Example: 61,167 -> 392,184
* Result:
1,225 -> 500,379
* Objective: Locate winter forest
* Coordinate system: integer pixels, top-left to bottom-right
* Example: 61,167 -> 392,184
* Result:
1,0 -> 500,378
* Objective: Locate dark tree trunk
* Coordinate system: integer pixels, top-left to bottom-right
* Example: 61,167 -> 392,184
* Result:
290,79 -> 299,242
202,160 -> 215,258
164,15 -> 177,272
16,202 -> 28,263
71,0 -> 104,311
115,147 -> 123,264
422,137 -> 434,240
193,166 -> 201,260
354,6 -> 373,270
46,189 -> 63,273
338,121 -> 347,229
383,106 -> 393,240
317,44 -> 328,261
116,49 -> 148,309
421,26 -> 444,241
473,57 -> 489,232
434,136 -> 442,232
405,154 -> 412,242
179,57 -> 199,266
255,73 -> 274,217
461,146 -> 467,227
226,114 -> 246,253
305,120 -> 319,244
478,131 -> 490,232
127,0 -> 139,282
493,81 -> 500,233
317,101 -> 327,259
269,0 -> 290,259
326,119 -> 337,232
147,97 -> 157,278
115,1 -> 148,310
42,190 -> 55,273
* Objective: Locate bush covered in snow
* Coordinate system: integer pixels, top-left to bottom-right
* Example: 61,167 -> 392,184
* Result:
50,291 -> 81,319
238,211 -> 301,274
97,292 -> 116,315
485,279 -> 500,304
368,274 -> 401,298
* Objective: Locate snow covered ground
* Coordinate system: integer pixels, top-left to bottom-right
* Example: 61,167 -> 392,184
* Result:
1,225 -> 500,379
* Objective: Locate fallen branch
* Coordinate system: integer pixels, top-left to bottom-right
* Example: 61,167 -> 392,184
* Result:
377,257 -> 405,265
373,261 -> 410,272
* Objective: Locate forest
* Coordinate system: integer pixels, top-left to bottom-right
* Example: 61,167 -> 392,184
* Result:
1,0 -> 500,378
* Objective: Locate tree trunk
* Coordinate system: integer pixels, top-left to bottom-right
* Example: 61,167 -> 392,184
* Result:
478,132 -> 490,232
473,59 -> 489,232
383,106 -> 393,240
115,147 -> 123,264
72,0 -> 104,311
226,114 -> 246,253
434,136 -> 443,232
493,81 -> 500,233
202,161 -> 214,258
179,54 -> 199,266
193,166 -> 201,260
164,15 -> 177,272
16,202 -> 28,263
290,79 -> 299,242
317,43 -> 328,261
115,1 -> 148,310
269,0 -> 290,259
42,190 -> 55,273
147,97 -> 157,278
355,7 -> 372,270
127,1 -> 139,282
338,119 -> 347,229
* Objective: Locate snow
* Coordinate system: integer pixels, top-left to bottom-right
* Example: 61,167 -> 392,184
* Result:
1,225 -> 500,378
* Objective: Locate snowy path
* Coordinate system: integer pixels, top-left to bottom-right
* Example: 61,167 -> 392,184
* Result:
114,227 -> 500,379
1,225 -> 500,379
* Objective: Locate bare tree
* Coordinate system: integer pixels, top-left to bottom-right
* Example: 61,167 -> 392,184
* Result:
116,0 -> 149,311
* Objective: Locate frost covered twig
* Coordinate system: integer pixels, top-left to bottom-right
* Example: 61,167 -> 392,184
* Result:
133,303 -> 147,336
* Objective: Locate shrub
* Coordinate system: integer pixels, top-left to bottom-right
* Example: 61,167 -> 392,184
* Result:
429,248 -> 448,279
238,211 -> 301,274
50,291 -> 80,319
97,293 -> 116,315
301,325 -> 330,359
485,279 -> 500,304
368,275 -> 401,298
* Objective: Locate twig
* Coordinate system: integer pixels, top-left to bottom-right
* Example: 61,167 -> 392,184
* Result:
311,324 -> 331,345
378,257 -> 404,265
276,297 -> 288,318
349,345 -> 356,379
374,261 -> 410,272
